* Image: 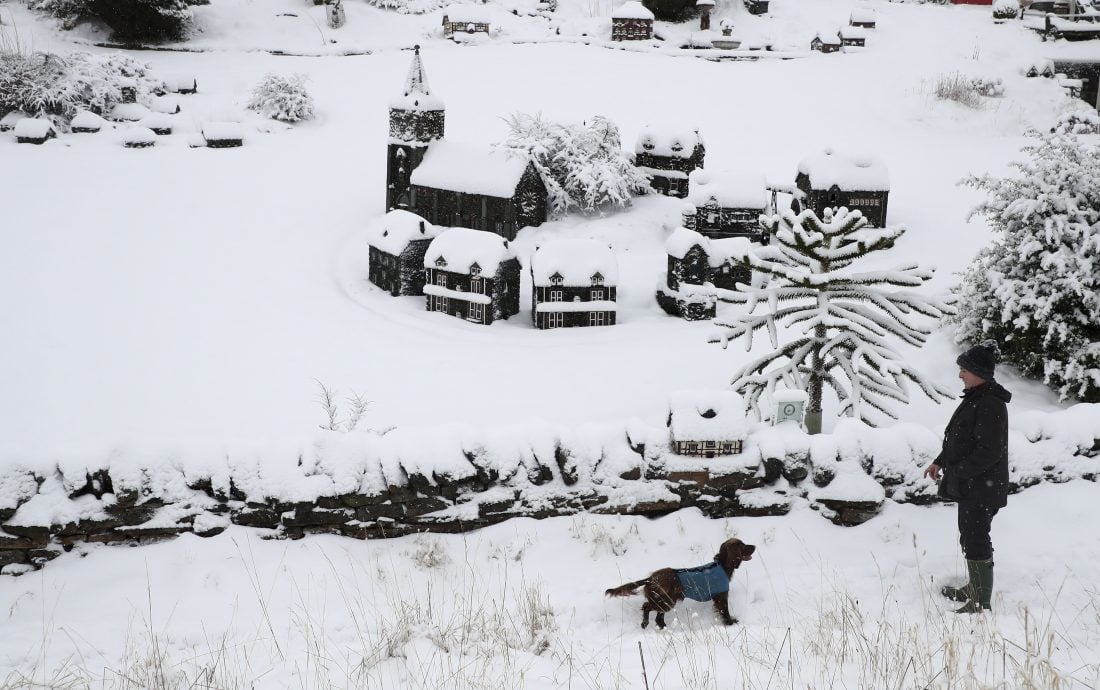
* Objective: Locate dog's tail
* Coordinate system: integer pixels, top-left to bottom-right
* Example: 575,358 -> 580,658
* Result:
605,578 -> 649,597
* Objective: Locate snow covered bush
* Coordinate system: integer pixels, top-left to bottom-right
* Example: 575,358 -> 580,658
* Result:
1052,108 -> 1100,135
931,72 -> 986,108
956,130 -> 1100,403
501,113 -> 648,218
29,0 -> 194,40
711,208 -> 956,433
0,50 -> 158,121
27,0 -> 89,28
246,73 -> 315,123
361,0 -> 447,15
992,0 -> 1019,20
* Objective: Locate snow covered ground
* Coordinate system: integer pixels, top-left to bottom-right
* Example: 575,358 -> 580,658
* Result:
3,481 -> 1100,688
2,0 -> 1100,684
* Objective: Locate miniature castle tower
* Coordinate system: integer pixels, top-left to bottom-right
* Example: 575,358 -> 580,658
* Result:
386,46 -> 446,212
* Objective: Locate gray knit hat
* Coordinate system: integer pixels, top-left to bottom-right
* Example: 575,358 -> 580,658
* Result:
957,340 -> 1001,380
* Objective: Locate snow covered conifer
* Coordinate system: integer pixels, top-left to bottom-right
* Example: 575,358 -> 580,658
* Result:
956,130 -> 1100,402
501,113 -> 647,218
711,208 -> 955,433
326,0 -> 347,29
247,74 -> 315,123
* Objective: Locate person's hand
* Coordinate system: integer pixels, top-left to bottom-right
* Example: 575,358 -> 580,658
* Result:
924,463 -> 942,481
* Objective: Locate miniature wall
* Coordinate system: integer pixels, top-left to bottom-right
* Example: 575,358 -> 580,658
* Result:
1,404 -> 1098,574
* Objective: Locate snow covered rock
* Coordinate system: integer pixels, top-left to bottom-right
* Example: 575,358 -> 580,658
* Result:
13,118 -> 57,144
122,127 -> 157,148
70,111 -> 106,133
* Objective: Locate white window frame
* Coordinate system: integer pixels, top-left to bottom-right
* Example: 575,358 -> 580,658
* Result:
469,302 -> 483,322
547,312 -> 564,329
590,288 -> 604,301
550,290 -> 563,302
436,274 -> 447,287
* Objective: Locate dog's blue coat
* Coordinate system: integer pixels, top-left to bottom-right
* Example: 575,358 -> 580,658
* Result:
675,561 -> 728,602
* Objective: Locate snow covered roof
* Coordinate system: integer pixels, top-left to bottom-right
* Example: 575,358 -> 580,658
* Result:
71,111 -> 106,131
411,141 -> 532,198
696,0 -> 716,6
814,32 -> 841,45
424,228 -> 516,275
797,148 -> 890,192
636,127 -> 703,158
612,1 -> 655,20
667,226 -> 710,260
0,111 -> 28,130
14,118 -> 55,138
443,4 -> 491,22
202,122 -> 244,142
669,390 -> 749,443
389,46 -> 445,112
162,74 -> 197,93
667,228 -> 755,269
367,210 -> 442,256
850,7 -> 875,22
530,239 -> 619,287
838,26 -> 867,39
122,127 -> 157,145
109,103 -> 150,122
139,113 -> 173,131
688,169 -> 768,210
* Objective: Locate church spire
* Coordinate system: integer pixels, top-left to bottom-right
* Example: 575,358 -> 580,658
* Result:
404,45 -> 432,99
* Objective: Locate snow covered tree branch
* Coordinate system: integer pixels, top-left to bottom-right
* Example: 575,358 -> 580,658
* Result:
499,113 -> 648,219
955,129 -> 1100,403
710,208 -> 956,432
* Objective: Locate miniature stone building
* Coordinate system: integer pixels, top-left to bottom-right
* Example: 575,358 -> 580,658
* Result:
611,1 -> 655,41
744,0 -> 769,15
656,227 -> 753,320
837,26 -> 867,48
386,48 -> 548,238
793,148 -> 890,227
202,122 -> 244,148
1053,59 -> 1100,110
849,7 -> 876,28
122,127 -> 157,149
71,111 -> 106,133
442,4 -> 491,39
685,169 -> 771,240
811,33 -> 841,53
423,228 -> 521,325
13,118 -> 56,145
530,240 -> 618,329
668,390 -> 748,457
367,210 -> 443,296
635,127 -> 705,198
697,0 -> 715,30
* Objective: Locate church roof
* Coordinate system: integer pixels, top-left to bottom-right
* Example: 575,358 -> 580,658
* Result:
389,46 -> 445,112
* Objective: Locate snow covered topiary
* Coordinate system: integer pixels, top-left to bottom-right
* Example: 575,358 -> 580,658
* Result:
501,113 -> 648,218
992,0 -> 1018,20
711,208 -> 955,433
246,74 -> 315,123
956,130 -> 1100,403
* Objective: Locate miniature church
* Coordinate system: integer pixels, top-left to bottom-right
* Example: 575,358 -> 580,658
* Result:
385,47 -> 548,241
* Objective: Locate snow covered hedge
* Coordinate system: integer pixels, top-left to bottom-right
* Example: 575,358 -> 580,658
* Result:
0,404 -> 1097,572
28,0 -> 195,41
0,50 -> 159,122
246,74 -> 315,123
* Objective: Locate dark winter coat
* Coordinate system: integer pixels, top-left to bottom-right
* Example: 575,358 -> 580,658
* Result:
935,381 -> 1012,506
675,561 -> 729,602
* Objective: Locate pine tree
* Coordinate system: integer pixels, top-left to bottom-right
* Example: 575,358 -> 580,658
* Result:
711,208 -> 955,433
87,0 -> 192,41
957,129 -> 1100,402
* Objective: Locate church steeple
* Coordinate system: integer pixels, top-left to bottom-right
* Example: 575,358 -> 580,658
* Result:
386,46 -> 446,211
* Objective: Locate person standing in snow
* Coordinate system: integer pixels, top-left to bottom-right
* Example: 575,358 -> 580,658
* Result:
923,340 -> 1012,613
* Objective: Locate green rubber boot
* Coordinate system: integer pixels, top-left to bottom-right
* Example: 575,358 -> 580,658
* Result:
955,559 -> 993,614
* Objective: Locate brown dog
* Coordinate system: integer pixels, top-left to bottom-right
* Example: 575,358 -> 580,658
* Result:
605,538 -> 756,629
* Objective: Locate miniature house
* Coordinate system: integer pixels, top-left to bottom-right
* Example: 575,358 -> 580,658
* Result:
0,111 -> 28,132
530,240 -> 618,329
685,169 -> 771,240
635,128 -> 706,198
668,390 -> 748,458
1025,59 -> 1056,79
13,118 -> 56,145
611,1 -> 655,41
387,47 -> 548,238
122,127 -> 157,149
849,7 -> 876,28
744,0 -> 769,15
409,142 -> 548,240
837,26 -> 867,48
697,0 -> 715,30
162,74 -> 198,94
656,227 -> 753,320
442,4 -> 491,39
794,149 -> 890,227
423,228 -> 521,325
1053,59 -> 1100,111
811,33 -> 841,53
367,210 -> 443,296
201,122 -> 244,148
71,111 -> 106,134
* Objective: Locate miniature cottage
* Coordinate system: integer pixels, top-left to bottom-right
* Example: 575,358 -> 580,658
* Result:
122,127 -> 157,149
697,0 -> 715,30
1053,59 -> 1100,110
71,111 -> 107,133
1025,59 -> 1057,79
811,33 -> 842,53
635,128 -> 706,198
655,227 -> 753,320
837,26 -> 867,48
849,7 -> 876,28
162,74 -> 198,94
0,111 -> 28,132
423,228 -> 521,325
409,142 -> 547,240
611,1 -> 655,41
668,390 -> 748,457
744,0 -> 769,15
387,48 -> 548,238
530,239 -> 618,329
14,118 -> 56,145
202,122 -> 244,148
685,169 -> 771,240
794,149 -> 890,227
442,4 -> 491,39
109,103 -> 150,122
139,113 -> 173,135
367,210 -> 444,296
